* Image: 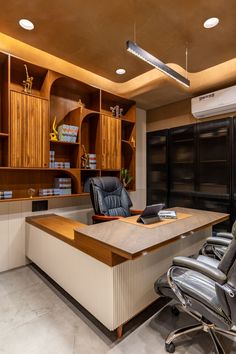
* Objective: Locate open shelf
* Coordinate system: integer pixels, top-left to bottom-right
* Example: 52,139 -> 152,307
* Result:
101,91 -> 135,119
50,140 -> 79,146
10,57 -> 48,98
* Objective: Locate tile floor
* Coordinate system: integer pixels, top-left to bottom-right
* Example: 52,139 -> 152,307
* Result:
0,265 -> 235,354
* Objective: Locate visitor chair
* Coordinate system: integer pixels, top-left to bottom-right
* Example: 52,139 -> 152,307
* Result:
154,221 -> 236,354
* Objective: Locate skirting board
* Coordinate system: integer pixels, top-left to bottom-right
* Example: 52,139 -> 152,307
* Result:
25,223 -> 210,330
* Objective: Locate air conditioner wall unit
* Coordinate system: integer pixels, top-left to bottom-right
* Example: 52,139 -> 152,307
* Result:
191,86 -> 236,119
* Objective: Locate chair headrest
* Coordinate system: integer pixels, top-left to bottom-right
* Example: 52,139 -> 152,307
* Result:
90,176 -> 123,193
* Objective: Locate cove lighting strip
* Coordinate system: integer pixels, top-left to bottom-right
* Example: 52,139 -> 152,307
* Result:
126,40 -> 190,88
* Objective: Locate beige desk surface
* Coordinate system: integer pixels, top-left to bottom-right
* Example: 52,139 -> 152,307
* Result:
74,207 -> 229,259
26,208 -> 229,266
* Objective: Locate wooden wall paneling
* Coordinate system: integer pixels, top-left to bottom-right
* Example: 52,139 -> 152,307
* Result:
10,91 -> 49,167
101,115 -> 121,169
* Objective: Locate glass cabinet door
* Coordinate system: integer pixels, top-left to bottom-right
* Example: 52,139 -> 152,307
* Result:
197,118 -> 231,196
147,130 -> 168,206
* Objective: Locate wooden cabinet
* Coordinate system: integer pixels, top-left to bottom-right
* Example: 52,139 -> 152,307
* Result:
0,53 -> 136,201
101,115 -> 121,170
0,53 -> 9,167
10,91 -> 49,167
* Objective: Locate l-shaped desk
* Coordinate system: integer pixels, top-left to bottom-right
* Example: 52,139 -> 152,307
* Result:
26,207 -> 228,336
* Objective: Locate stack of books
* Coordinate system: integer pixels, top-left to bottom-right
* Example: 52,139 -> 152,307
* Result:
58,124 -> 79,143
0,190 -> 13,199
54,178 -> 72,195
49,150 -> 55,168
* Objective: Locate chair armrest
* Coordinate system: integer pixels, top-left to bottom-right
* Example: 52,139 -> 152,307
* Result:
130,209 -> 143,215
206,237 -> 231,247
92,215 -> 121,222
173,256 -> 227,285
216,232 -> 233,240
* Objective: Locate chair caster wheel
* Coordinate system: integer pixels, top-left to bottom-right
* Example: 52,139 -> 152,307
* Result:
171,305 -> 179,316
165,342 -> 175,353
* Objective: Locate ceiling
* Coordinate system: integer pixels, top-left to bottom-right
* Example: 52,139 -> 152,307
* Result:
0,0 -> 235,109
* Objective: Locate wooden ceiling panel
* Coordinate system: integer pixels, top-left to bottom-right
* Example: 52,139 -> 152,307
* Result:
0,0 -> 235,108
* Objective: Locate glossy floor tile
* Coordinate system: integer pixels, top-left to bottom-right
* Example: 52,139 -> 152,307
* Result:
0,266 -> 235,354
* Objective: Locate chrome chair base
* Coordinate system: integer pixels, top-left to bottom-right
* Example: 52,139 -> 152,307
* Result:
165,305 -> 236,354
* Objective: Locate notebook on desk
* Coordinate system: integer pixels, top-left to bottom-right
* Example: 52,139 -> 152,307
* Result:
137,203 -> 165,225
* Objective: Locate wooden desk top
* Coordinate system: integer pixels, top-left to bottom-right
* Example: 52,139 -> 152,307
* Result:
26,214 -> 86,246
74,207 -> 229,259
26,208 -> 229,267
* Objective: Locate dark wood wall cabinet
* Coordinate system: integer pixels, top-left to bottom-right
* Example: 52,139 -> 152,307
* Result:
0,53 -> 136,201
147,117 -> 233,231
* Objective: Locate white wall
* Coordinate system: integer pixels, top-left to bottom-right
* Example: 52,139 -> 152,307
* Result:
130,108 -> 147,209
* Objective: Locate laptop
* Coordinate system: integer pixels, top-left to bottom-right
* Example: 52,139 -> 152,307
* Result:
137,203 -> 165,225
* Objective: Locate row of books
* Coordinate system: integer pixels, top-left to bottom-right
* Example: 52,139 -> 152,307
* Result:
0,190 -> 13,199
39,178 -> 72,196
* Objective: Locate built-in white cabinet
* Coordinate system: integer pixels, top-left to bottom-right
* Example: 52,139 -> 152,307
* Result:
0,202 -> 28,272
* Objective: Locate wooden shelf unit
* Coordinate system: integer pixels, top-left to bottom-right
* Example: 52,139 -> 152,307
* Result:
0,53 -> 136,201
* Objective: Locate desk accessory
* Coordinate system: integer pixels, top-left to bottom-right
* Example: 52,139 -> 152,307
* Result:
137,203 -> 165,224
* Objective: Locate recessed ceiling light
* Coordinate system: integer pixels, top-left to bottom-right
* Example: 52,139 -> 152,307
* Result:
19,19 -> 34,30
203,17 -> 219,29
116,68 -> 126,75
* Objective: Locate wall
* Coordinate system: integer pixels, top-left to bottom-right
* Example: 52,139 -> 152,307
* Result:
147,97 -> 236,132
130,108 -> 147,209
0,108 -> 147,273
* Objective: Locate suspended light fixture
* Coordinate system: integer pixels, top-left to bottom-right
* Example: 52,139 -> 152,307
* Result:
126,40 -> 190,88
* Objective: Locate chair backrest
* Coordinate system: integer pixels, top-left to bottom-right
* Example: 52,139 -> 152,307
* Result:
218,221 -> 236,275
217,221 -> 236,323
89,176 -> 132,217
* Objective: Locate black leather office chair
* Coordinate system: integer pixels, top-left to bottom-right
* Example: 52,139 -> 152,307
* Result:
154,222 -> 236,354
89,176 -> 141,223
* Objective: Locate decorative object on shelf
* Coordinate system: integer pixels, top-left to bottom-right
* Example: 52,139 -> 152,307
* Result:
81,145 -> 90,168
130,136 -> 136,148
110,105 -> 123,118
27,188 -> 36,199
49,117 -> 58,141
22,64 -> 34,94
77,99 -> 85,114
58,124 -> 79,143
121,168 -> 133,188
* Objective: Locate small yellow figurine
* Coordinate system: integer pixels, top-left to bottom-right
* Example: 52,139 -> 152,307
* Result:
49,117 -> 58,141
78,99 -> 85,114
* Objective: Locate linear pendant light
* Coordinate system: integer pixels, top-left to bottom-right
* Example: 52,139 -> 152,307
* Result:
126,40 -> 190,88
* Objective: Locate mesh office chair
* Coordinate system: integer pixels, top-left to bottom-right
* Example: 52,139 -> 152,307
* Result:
155,222 -> 236,354
90,176 -> 141,223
